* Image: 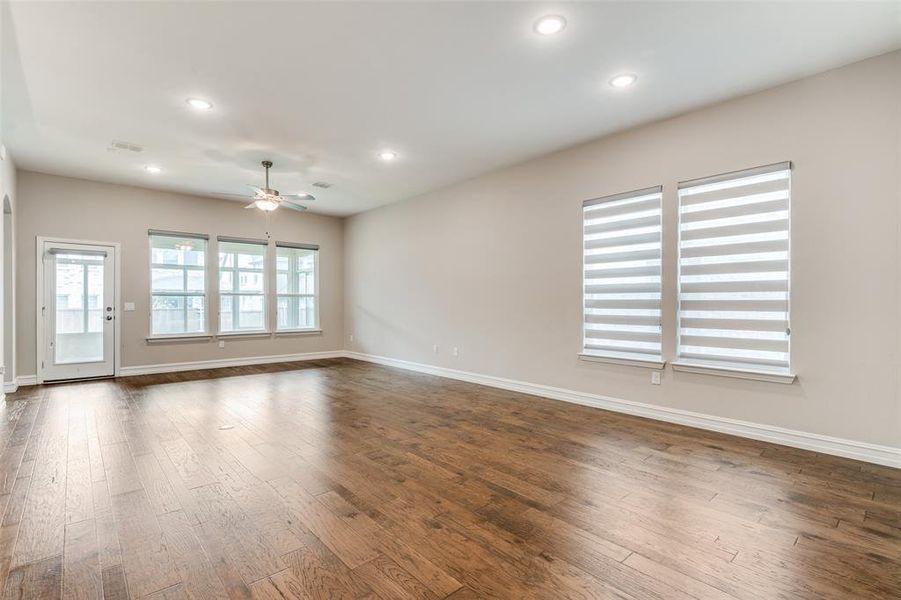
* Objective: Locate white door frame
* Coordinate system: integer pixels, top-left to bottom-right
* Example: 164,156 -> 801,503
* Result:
36,236 -> 121,383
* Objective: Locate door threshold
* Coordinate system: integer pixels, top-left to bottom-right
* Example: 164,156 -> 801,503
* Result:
42,375 -> 116,385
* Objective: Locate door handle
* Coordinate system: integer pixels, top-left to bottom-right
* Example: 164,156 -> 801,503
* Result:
106,315 -> 113,321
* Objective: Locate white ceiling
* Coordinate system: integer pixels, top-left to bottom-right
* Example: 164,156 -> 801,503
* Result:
3,2 -> 900,216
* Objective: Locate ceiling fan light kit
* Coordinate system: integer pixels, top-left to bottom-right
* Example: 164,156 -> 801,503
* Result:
242,160 -> 312,213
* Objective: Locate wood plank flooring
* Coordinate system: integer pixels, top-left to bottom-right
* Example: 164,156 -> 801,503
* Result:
1,357 -> 899,599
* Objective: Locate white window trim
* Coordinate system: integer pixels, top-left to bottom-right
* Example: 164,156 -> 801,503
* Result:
579,353 -> 665,370
215,330 -> 272,339
274,328 -> 323,337
146,333 -> 213,342
275,243 -> 320,333
148,231 -> 209,337
672,361 -> 796,384
217,237 -> 268,334
35,237 -> 122,383
581,185 -> 664,365
674,161 -> 793,382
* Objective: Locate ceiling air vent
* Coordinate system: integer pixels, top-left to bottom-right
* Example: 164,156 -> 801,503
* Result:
312,181 -> 332,189
108,140 -> 144,153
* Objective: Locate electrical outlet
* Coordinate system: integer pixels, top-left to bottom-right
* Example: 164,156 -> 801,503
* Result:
123,302 -> 135,312
651,371 -> 661,385
349,334 -> 354,342
218,340 -> 226,349
452,347 -> 459,357
432,344 -> 439,354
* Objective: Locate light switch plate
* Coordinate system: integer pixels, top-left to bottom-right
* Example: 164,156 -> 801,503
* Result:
123,302 -> 135,312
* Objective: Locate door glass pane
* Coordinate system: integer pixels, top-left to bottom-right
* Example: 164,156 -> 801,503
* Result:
55,255 -> 104,364
87,264 -> 103,333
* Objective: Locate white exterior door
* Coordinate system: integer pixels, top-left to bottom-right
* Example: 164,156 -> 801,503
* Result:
40,240 -> 116,381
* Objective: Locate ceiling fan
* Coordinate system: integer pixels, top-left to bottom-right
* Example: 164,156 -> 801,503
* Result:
237,160 -> 314,212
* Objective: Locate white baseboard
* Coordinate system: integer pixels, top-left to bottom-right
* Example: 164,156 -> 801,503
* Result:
344,351 -> 901,469
8,351 -> 343,387
118,350 -> 345,377
5,375 -> 36,393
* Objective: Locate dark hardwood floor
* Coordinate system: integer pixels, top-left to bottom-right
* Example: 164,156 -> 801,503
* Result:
0,357 -> 898,599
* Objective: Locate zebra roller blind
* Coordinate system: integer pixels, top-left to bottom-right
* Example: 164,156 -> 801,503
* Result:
582,186 -> 663,364
677,162 -> 791,374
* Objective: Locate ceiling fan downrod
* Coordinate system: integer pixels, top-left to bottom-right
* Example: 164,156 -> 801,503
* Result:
262,160 -> 273,191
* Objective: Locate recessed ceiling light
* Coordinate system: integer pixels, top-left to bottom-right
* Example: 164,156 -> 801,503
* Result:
186,98 -> 213,110
609,73 -> 638,89
534,15 -> 566,35
378,150 -> 398,161
144,165 -> 162,174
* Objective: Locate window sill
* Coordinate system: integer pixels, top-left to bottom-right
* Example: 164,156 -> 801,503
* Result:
671,361 -> 796,384
146,334 -> 212,343
579,353 -> 665,370
216,331 -> 271,339
274,328 -> 322,336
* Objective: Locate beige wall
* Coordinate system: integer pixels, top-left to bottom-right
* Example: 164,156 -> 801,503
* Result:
16,172 -> 344,374
345,51 -> 901,448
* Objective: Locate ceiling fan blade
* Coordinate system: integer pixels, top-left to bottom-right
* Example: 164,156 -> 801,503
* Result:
281,201 -> 308,212
244,202 -> 257,209
284,194 -> 315,201
246,184 -> 265,195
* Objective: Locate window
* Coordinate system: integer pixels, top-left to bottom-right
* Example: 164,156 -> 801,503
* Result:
218,238 -> 267,332
676,162 -> 791,376
582,186 -> 663,366
149,231 -> 208,336
276,242 -> 319,331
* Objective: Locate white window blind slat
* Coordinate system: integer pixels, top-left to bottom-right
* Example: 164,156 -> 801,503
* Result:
583,186 -> 663,363
677,163 -> 791,374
